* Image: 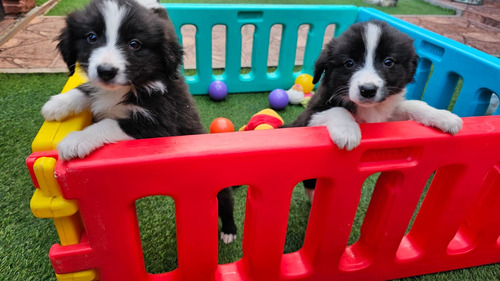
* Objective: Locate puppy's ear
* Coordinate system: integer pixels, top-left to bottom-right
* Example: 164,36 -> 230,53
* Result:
407,54 -> 419,84
57,25 -> 77,76
160,18 -> 183,77
313,48 -> 330,84
162,35 -> 183,77
151,6 -> 170,21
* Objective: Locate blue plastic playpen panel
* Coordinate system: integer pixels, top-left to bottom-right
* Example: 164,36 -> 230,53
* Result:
165,4 -> 358,95
164,4 -> 500,117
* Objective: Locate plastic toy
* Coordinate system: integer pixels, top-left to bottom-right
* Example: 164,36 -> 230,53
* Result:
286,84 -> 305,105
239,109 -> 284,131
27,4 -> 500,281
294,73 -> 314,93
208,80 -> 228,101
209,117 -> 234,133
268,89 -> 289,110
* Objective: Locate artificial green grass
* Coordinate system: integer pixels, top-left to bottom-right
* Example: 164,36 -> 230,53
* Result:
1,73 -> 499,280
45,0 -> 455,16
0,73 -> 68,281
36,0 -> 50,6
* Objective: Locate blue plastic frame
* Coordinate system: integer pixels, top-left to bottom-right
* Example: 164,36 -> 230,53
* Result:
165,4 -> 500,117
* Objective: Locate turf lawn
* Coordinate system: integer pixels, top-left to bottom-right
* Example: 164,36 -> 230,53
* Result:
1,72 -> 499,280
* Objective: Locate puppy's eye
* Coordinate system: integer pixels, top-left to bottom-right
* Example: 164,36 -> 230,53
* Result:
129,39 -> 142,50
384,58 -> 395,68
344,59 -> 355,69
86,32 -> 98,44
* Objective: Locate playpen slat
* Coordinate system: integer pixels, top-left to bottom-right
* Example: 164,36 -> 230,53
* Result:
302,174 -> 365,274
225,24 -> 242,83
195,24 -> 213,85
353,170 -> 431,265
175,195 -> 219,281
242,181 -> 295,280
420,66 -> 457,110
457,165 -> 500,245
275,23 -> 299,80
251,23 -> 272,83
406,163 -> 493,255
300,22 -> 327,77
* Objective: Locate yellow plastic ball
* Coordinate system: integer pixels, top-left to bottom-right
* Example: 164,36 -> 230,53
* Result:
294,74 -> 314,93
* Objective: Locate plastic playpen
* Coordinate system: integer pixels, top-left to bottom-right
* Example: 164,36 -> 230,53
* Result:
27,4 -> 500,281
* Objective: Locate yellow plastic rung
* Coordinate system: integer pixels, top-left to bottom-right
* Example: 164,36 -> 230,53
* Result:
30,157 -> 83,244
30,188 -> 78,218
30,157 -> 78,218
32,157 -> 61,197
56,269 -> 99,281
53,214 -> 84,246
31,66 -> 91,153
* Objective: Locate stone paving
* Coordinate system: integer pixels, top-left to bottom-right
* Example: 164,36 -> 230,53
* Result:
0,0 -> 499,73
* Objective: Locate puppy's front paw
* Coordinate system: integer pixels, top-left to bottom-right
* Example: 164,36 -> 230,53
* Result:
427,110 -> 463,135
221,232 -> 237,244
57,131 -> 101,160
309,107 -> 361,151
328,123 -> 361,150
41,94 -> 72,121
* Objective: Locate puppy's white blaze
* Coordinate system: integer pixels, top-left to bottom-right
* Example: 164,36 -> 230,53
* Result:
349,23 -> 385,104
363,23 -> 382,70
135,0 -> 163,9
88,1 -> 129,86
101,0 -> 128,49
309,107 -> 362,150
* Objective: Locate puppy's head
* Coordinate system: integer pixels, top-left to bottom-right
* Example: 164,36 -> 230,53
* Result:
57,0 -> 182,90
314,20 -> 418,107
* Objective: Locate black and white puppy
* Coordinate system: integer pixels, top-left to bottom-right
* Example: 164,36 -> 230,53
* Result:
41,0 -> 237,243
289,20 -> 462,200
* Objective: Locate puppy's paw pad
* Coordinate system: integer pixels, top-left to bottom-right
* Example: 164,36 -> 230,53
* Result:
41,94 -> 72,121
57,131 -> 99,160
220,232 -> 236,244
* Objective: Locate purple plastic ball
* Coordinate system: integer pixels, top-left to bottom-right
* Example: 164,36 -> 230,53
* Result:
268,89 -> 289,110
208,81 -> 228,101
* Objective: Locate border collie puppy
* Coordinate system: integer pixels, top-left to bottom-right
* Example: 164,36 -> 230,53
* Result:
288,20 -> 462,201
41,0 -> 237,243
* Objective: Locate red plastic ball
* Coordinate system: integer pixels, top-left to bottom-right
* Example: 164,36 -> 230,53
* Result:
210,117 -> 235,133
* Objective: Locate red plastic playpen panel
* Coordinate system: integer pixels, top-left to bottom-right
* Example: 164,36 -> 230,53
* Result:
27,117 -> 500,281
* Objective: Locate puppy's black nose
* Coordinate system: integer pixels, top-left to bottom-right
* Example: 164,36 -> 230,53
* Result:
359,84 -> 378,98
97,65 -> 118,82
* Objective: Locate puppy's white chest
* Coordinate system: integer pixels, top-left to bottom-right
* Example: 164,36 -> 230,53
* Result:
355,94 -> 403,123
90,88 -> 131,120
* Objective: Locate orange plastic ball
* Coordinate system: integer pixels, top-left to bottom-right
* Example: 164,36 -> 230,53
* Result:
210,117 -> 235,133
294,74 -> 314,93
